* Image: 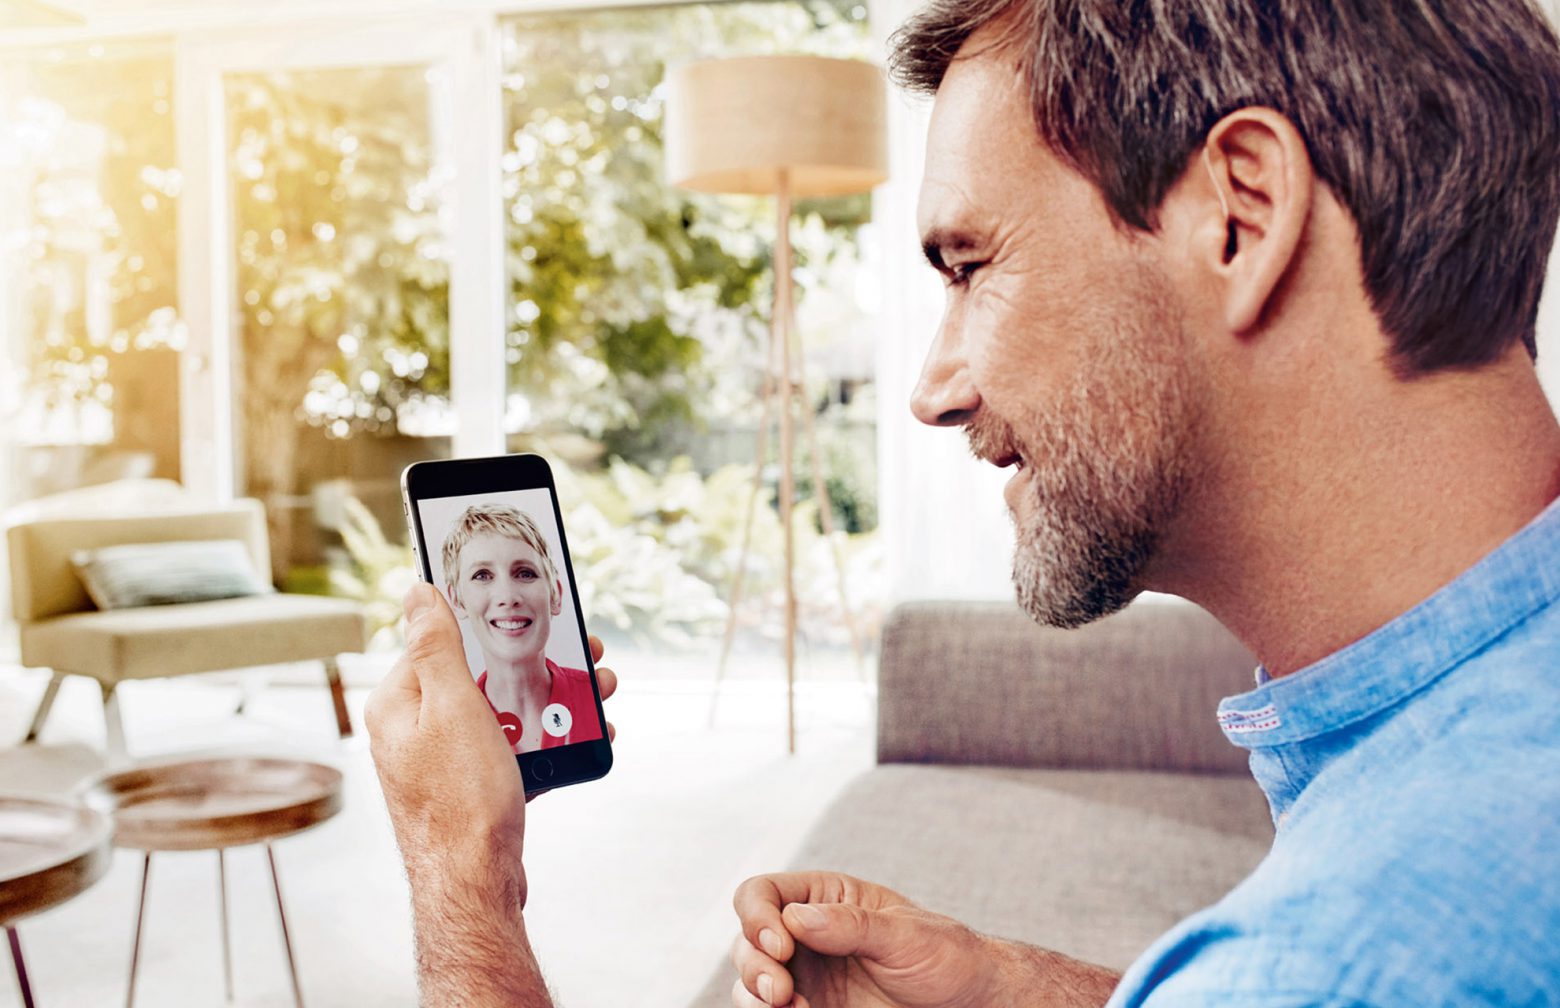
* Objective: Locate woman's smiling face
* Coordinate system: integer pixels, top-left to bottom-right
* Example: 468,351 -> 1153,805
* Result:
452,531 -> 561,666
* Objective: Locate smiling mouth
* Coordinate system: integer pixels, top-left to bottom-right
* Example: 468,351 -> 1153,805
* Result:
490,617 -> 534,634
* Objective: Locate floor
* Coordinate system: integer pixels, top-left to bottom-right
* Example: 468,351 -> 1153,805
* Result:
0,648 -> 875,1008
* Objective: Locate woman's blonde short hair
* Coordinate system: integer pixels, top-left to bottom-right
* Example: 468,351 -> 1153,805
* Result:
440,503 -> 559,607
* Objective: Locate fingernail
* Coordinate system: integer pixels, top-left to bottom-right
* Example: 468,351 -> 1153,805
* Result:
758,927 -> 782,957
757,973 -> 774,1004
404,584 -> 434,621
789,903 -> 827,930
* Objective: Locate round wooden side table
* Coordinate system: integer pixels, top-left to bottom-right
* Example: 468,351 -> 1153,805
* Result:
84,757 -> 344,1008
0,797 -> 113,1008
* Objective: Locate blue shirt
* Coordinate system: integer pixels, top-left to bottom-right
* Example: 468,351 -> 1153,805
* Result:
1109,497 -> 1560,1008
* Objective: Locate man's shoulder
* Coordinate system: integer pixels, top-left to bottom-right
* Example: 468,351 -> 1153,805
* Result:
1159,763 -> 1560,1005
1116,603 -> 1560,1007
1117,731 -> 1560,1006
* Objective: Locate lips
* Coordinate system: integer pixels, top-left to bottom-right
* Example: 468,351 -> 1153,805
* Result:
489,616 -> 534,635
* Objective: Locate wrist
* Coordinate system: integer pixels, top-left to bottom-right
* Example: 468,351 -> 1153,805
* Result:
986,935 -> 1120,1007
398,813 -> 526,899
407,864 -> 548,1007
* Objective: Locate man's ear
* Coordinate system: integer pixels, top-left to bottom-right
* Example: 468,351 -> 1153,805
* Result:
1200,108 -> 1314,335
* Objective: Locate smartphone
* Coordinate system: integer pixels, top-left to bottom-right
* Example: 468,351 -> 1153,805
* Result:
401,453 -> 612,794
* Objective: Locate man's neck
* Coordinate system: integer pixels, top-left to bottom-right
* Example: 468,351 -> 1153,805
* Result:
1158,353 -> 1560,678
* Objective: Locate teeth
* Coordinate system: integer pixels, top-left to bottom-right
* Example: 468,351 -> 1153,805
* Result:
492,618 -> 532,630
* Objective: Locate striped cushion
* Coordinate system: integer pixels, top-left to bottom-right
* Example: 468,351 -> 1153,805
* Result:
71,540 -> 270,610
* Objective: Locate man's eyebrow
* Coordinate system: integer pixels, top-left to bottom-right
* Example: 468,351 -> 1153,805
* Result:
920,228 -> 981,272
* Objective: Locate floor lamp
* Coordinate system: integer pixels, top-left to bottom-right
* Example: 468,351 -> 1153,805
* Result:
665,55 -> 888,753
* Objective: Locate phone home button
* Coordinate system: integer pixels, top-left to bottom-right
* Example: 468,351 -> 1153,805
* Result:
529,758 -> 555,784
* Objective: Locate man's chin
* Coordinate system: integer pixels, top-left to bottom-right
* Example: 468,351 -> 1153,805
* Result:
1016,577 -> 1143,629
1012,530 -> 1153,629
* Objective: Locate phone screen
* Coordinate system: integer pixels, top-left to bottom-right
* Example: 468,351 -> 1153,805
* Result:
411,485 -> 606,756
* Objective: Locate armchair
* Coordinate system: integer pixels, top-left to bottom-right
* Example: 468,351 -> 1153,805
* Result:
7,498 -> 367,759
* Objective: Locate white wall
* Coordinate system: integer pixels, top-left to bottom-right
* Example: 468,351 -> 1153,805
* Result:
870,0 -> 1016,606
1539,230 -> 1560,406
1541,0 -> 1560,407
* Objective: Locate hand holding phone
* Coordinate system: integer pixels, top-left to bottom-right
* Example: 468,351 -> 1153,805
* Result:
400,453 -> 614,794
364,585 -> 618,1003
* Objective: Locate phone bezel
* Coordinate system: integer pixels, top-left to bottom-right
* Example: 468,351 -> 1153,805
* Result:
401,453 -> 613,795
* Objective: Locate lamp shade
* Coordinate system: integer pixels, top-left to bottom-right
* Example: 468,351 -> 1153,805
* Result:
665,55 -> 888,197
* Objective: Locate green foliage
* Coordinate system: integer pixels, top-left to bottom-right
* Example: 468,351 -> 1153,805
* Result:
556,455 -> 884,650
793,417 -> 878,533
11,6 -> 884,648
328,497 -> 422,647
500,0 -> 873,443
9,51 -> 181,429
286,496 -> 418,649
226,66 -> 451,443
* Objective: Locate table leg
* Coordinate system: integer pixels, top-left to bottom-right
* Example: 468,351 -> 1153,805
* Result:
217,849 -> 233,1004
266,844 -> 304,1008
125,852 -> 151,1008
8,926 -> 36,1008
324,658 -> 352,738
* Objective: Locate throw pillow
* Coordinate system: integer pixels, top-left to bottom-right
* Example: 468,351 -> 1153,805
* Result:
71,539 -> 271,610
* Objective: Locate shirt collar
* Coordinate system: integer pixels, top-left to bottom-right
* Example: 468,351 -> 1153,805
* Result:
1216,494 -> 1560,750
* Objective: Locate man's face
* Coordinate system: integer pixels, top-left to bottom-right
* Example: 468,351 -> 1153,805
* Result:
912,37 -> 1202,628
452,532 -> 561,667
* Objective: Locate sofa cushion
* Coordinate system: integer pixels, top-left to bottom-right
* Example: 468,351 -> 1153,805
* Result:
689,763 -> 1272,1007
20,594 -> 367,682
879,600 -> 1258,773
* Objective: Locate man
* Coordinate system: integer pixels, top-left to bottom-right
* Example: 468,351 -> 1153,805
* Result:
366,0 -> 1560,1004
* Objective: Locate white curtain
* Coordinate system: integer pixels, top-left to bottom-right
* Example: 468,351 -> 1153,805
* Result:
1536,0 -> 1560,405
1538,237 -> 1560,407
869,0 -> 1019,605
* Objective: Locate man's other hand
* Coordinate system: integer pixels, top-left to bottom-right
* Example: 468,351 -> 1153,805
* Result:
729,871 -> 1003,1008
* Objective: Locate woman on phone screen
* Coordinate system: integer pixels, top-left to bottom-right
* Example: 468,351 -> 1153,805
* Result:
440,504 -> 602,753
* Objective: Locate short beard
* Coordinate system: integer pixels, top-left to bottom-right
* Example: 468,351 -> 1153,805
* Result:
967,275 -> 1196,629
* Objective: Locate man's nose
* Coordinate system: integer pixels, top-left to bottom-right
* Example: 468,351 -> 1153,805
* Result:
910,322 -> 979,427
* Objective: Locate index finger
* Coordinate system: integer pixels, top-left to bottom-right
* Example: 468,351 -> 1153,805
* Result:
732,872 -> 849,963
589,635 -> 605,663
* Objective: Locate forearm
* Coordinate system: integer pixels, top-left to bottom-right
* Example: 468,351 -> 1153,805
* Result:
405,850 -> 553,1007
989,935 -> 1121,1007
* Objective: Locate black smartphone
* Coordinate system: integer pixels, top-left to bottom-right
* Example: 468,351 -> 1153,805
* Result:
400,453 -> 612,794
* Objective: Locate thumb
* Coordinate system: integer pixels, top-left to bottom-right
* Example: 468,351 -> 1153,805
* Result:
401,582 -> 472,689
781,901 -> 920,963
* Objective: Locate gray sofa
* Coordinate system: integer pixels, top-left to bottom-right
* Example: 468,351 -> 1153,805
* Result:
693,598 -> 1275,1006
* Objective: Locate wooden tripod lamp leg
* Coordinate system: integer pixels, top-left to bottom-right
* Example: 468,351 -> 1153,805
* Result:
709,372 -> 776,728
775,171 -> 798,756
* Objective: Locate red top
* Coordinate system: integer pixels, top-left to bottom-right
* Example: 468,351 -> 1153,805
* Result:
477,658 -> 602,753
